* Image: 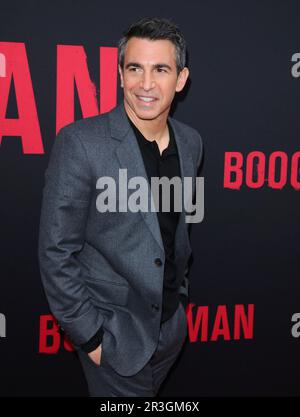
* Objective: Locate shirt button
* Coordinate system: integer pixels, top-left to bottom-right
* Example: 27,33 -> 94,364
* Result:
154,258 -> 162,266
151,303 -> 160,311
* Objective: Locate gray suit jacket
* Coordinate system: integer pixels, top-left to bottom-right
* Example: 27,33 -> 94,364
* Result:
38,101 -> 203,376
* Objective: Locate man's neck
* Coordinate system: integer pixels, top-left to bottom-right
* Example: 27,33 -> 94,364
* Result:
124,100 -> 169,144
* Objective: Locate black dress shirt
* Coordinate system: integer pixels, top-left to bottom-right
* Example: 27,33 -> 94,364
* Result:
80,114 -> 188,353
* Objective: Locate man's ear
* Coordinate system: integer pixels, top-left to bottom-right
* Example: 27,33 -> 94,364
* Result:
175,67 -> 189,93
118,64 -> 124,88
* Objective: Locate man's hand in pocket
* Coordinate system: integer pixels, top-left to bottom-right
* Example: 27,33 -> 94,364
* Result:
88,344 -> 102,366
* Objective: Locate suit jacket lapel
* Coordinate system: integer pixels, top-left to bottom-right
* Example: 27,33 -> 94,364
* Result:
108,102 -> 194,256
167,117 -> 194,258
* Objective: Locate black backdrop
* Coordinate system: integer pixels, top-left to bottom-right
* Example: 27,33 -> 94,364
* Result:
0,0 -> 299,396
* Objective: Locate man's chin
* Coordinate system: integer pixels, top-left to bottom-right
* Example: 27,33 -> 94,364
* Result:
133,107 -> 165,121
124,99 -> 167,121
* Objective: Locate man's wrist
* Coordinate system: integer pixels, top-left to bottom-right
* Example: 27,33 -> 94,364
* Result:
80,328 -> 104,353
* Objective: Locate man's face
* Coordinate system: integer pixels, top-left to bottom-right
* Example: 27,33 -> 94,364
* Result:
118,37 -> 189,122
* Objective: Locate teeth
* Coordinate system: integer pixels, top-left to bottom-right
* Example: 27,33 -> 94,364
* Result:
138,96 -> 156,102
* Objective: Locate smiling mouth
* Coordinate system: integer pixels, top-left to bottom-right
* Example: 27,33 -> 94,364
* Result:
135,95 -> 158,103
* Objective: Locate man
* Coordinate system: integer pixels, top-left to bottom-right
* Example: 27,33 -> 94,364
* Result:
38,17 -> 203,396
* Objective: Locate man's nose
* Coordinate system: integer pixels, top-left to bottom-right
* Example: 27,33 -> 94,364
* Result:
140,72 -> 155,90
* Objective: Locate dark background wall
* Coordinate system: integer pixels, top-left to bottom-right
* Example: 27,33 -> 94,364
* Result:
0,0 -> 299,396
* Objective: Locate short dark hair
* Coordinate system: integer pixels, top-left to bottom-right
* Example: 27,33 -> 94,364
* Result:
118,17 -> 187,76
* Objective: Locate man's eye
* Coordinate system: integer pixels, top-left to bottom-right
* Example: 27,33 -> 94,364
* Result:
128,67 -> 167,72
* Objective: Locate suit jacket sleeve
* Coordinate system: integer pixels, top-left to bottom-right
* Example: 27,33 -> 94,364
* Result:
38,125 -> 105,348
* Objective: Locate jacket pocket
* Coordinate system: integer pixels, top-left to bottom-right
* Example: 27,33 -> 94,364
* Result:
85,277 -> 129,307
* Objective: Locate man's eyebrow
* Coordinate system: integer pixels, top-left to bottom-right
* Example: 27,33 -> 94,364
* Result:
125,62 -> 172,71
